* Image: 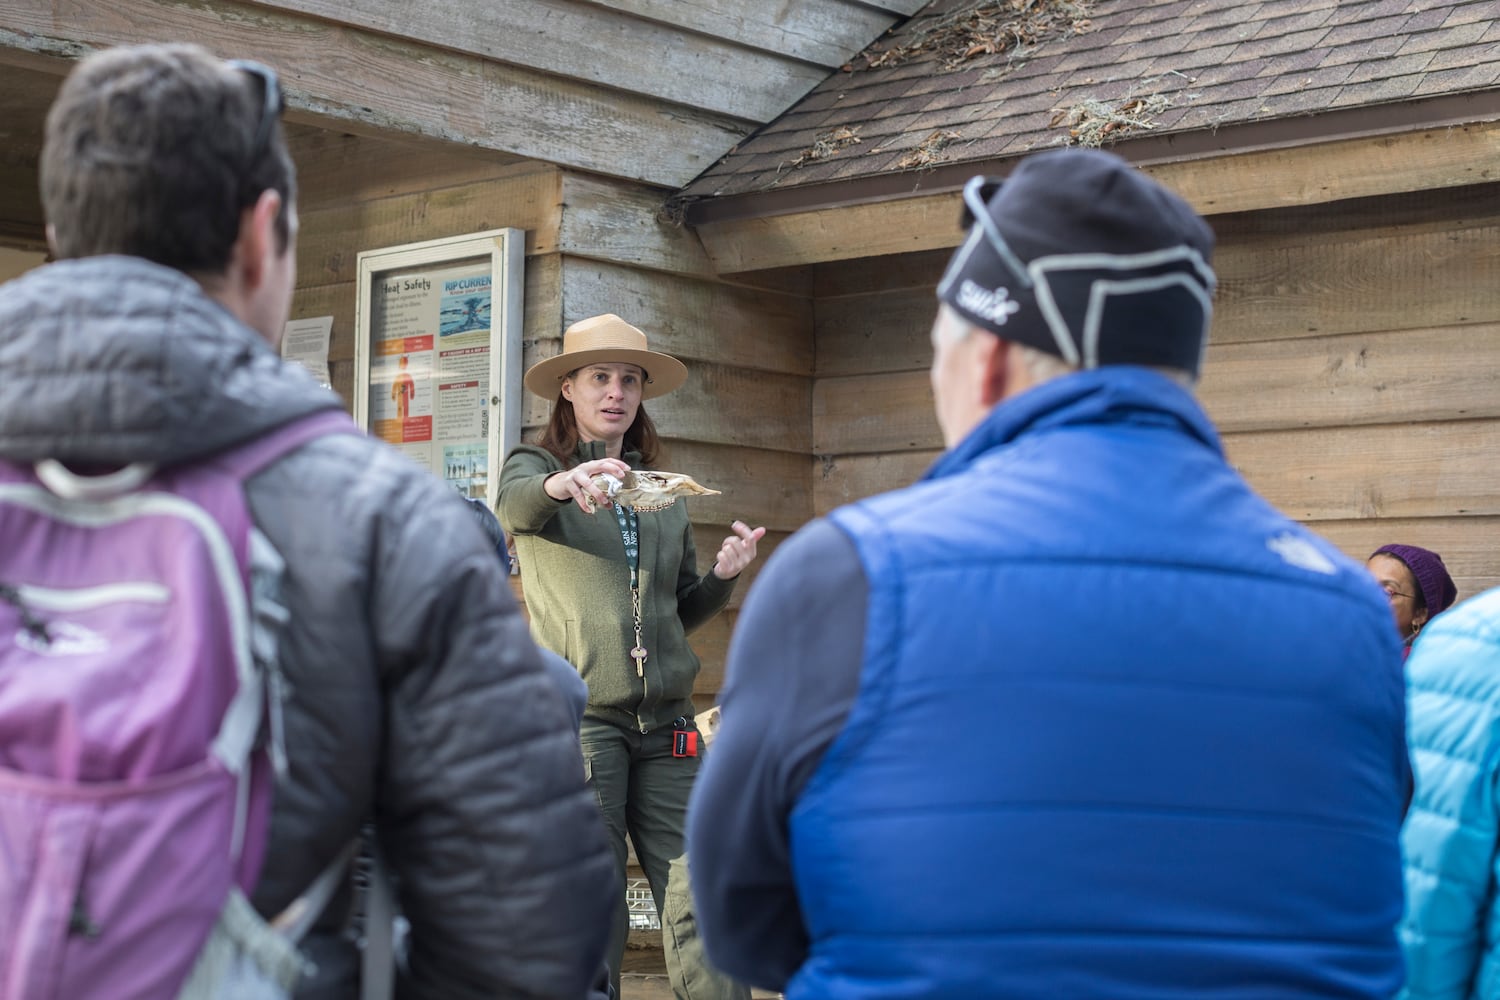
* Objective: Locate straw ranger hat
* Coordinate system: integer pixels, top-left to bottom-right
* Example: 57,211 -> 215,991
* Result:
524,314 -> 688,400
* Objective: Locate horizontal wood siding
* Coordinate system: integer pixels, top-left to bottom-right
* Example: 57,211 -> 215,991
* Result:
696,123 -> 1500,272
0,0 -> 906,189
810,182 -> 1500,602
594,0 -> 902,67
246,0 -> 825,122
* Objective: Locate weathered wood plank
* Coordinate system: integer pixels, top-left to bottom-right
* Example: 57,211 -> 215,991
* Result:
0,0 -> 748,187
245,0 -> 824,123
717,264 -> 816,298
1199,324 -> 1500,433
701,192 -> 963,273
814,372 -> 939,454
651,363 -> 813,454
518,361 -> 810,453
0,246 -> 45,280
814,248 -> 948,298
0,226 -> 46,254
1226,420 -> 1500,521
688,611 -> 735,696
296,167 -> 561,288
1209,180 -> 1500,246
666,441 -> 814,534
1213,224 -> 1500,344
560,257 -> 813,376
290,125 -> 526,205
586,0 -> 900,68
813,450 -> 937,515
1313,516 -> 1500,605
0,157 -> 44,238
327,358 -> 355,408
1148,122 -> 1500,218
559,173 -> 716,277
853,0 -> 930,14
695,123 -> 1500,271
685,527 -> 790,611
813,423 -> 1500,528
816,285 -> 935,377
812,320 -> 1500,440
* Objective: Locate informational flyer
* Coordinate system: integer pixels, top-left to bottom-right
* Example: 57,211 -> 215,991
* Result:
280,315 -> 332,387
367,263 -> 492,495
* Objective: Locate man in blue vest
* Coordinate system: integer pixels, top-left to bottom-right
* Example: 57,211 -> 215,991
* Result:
688,148 -> 1410,999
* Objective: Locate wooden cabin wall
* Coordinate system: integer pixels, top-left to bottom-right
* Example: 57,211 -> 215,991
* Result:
1202,183 -> 1500,602
810,182 -> 1500,605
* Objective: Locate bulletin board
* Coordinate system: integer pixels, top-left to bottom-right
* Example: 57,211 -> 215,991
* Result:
353,229 -> 524,513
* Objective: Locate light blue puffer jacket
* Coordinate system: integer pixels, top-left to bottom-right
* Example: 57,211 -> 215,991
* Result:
1401,586 -> 1500,1000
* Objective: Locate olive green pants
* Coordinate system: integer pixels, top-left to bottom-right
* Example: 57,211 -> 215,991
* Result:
581,720 -> 748,1000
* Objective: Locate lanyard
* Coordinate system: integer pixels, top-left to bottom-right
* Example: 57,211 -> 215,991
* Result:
610,500 -> 640,588
611,501 -> 648,677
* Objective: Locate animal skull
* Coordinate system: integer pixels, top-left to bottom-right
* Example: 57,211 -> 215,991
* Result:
590,470 -> 721,512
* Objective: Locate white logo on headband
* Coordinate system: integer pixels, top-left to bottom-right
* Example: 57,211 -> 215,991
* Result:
956,279 -> 1021,327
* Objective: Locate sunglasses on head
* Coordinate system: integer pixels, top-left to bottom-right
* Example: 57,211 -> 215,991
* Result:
225,59 -> 284,160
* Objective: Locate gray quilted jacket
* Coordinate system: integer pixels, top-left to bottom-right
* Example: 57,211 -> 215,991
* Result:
0,256 -> 615,999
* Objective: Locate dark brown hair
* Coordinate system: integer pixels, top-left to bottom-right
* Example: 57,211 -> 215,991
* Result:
41,43 -> 296,272
535,393 -> 662,468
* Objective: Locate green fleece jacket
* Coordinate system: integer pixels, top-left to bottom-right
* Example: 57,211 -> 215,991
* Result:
497,440 -> 736,733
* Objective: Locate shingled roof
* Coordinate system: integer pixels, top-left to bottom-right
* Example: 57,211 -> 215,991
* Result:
677,0 -> 1500,205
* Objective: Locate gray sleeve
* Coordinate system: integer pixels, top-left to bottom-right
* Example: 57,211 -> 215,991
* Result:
687,517 -> 867,990
249,433 -> 614,999
367,460 -> 616,998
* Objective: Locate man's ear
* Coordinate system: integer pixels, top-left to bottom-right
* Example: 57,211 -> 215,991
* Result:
234,189 -> 283,290
977,335 -> 1012,407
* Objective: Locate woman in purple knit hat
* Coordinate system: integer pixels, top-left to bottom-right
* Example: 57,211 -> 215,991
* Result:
1367,543 -> 1459,652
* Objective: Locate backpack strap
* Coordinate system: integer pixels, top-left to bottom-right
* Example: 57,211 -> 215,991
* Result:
361,843 -> 397,1000
32,460 -> 156,499
212,408 -> 360,482
269,839 -> 361,944
207,408 -> 362,860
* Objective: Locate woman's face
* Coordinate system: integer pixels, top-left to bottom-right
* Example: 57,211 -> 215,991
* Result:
1367,553 -> 1426,639
561,363 -> 644,445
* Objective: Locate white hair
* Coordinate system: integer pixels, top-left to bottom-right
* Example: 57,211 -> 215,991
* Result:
938,308 -> 1194,389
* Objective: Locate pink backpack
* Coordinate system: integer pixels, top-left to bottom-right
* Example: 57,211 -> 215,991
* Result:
0,410 -> 355,1000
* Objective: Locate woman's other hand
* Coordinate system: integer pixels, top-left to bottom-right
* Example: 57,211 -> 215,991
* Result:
712,520 -> 767,580
545,458 -> 632,513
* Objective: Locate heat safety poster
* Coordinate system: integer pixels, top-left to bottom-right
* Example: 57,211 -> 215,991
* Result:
369,263 -> 493,498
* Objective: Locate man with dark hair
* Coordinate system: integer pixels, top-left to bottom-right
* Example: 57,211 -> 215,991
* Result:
0,43 -> 614,998
689,148 -> 1410,999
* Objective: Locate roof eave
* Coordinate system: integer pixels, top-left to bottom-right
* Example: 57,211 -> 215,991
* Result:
682,87 -> 1500,229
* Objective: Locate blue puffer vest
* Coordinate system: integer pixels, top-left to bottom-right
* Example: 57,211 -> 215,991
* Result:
794,367 -> 1409,1000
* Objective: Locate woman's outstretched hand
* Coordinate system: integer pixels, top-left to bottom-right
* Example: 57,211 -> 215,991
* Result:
712,520 -> 767,580
545,458 -> 631,514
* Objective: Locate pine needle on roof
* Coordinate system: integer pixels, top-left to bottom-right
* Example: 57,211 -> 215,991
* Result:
865,0 -> 1094,72
1053,93 -> 1172,147
896,129 -> 966,170
780,126 -> 863,171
